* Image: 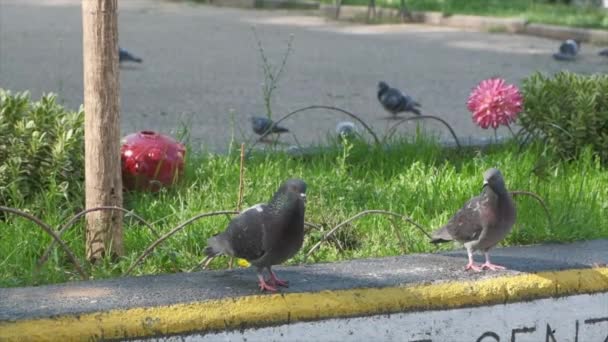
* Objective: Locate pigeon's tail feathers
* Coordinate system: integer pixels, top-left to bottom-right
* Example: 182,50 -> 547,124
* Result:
272,125 -> 289,134
430,226 -> 453,244
124,54 -> 142,63
119,49 -> 143,63
410,106 -> 422,115
204,234 -> 230,257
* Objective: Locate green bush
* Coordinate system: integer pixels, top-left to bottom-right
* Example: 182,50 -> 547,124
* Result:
519,72 -> 608,162
0,90 -> 85,210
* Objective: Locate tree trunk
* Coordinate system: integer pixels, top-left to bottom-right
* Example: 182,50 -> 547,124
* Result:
82,0 -> 123,261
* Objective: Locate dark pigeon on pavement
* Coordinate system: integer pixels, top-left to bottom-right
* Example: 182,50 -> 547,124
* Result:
552,39 -> 580,61
430,168 -> 516,272
599,48 -> 608,57
250,116 -> 289,138
119,47 -> 143,64
204,179 -> 307,292
377,81 -> 421,118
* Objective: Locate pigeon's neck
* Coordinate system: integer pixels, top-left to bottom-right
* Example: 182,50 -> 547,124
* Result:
482,186 -> 510,206
268,193 -> 301,213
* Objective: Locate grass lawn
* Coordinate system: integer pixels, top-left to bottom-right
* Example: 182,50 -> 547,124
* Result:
1,136 -> 607,288
328,0 -> 608,30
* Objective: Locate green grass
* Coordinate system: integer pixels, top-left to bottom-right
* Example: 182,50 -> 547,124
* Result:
1,136 -> 607,288
328,0 -> 608,30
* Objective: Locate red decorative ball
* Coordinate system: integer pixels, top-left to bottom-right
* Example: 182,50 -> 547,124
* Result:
120,131 -> 186,192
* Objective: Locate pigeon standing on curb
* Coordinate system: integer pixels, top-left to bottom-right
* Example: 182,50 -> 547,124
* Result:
599,49 -> 608,57
430,168 -> 516,272
552,39 -> 580,61
250,116 -> 289,139
204,179 -> 307,292
377,81 -> 421,118
119,47 -> 143,64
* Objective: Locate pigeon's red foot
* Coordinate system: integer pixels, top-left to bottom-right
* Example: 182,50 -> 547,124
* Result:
481,262 -> 506,271
465,262 -> 482,272
258,278 -> 278,292
268,271 -> 289,288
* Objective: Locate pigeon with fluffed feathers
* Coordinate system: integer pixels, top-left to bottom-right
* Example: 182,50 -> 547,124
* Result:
204,179 -> 307,292
552,39 -> 580,61
336,121 -> 358,139
377,81 -> 421,117
430,168 -> 516,272
250,116 -> 289,138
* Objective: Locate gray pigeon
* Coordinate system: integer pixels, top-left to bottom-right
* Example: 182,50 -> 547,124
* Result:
599,49 -> 608,57
250,116 -> 289,138
552,39 -> 580,61
336,121 -> 358,139
430,168 -> 516,272
119,47 -> 143,64
377,81 -> 421,117
204,179 -> 307,292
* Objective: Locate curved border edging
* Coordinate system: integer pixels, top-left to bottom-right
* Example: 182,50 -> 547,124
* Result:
1,267 -> 607,341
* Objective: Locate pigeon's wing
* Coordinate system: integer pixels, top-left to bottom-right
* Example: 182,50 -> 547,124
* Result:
445,196 -> 484,243
403,95 -> 422,114
222,205 -> 269,261
252,117 -> 271,135
559,42 -> 576,55
381,89 -> 405,111
119,49 -> 127,61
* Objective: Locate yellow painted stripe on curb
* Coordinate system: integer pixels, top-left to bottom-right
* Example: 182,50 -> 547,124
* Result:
1,267 -> 607,341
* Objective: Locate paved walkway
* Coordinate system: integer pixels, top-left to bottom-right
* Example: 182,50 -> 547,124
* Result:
1,0 -> 606,151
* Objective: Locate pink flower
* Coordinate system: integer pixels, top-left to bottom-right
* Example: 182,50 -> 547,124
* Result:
467,78 -> 523,129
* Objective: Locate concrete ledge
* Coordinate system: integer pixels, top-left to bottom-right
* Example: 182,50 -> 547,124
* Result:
438,14 -> 527,33
212,0 -> 319,9
259,0 -> 319,9
320,6 -> 526,33
320,5 -> 608,43
524,23 -> 608,44
210,0 -> 256,8
1,240 -> 607,341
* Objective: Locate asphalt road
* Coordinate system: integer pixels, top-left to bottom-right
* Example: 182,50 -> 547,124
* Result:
1,0 -> 606,151
1,239 -> 606,320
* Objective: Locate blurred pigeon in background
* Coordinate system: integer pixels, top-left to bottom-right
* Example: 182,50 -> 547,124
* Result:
250,116 -> 289,138
287,145 -> 305,158
430,168 -> 516,272
552,39 -> 580,61
377,81 -> 421,117
204,179 -> 307,292
336,121 -> 358,140
119,47 -> 143,64
599,48 -> 608,57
